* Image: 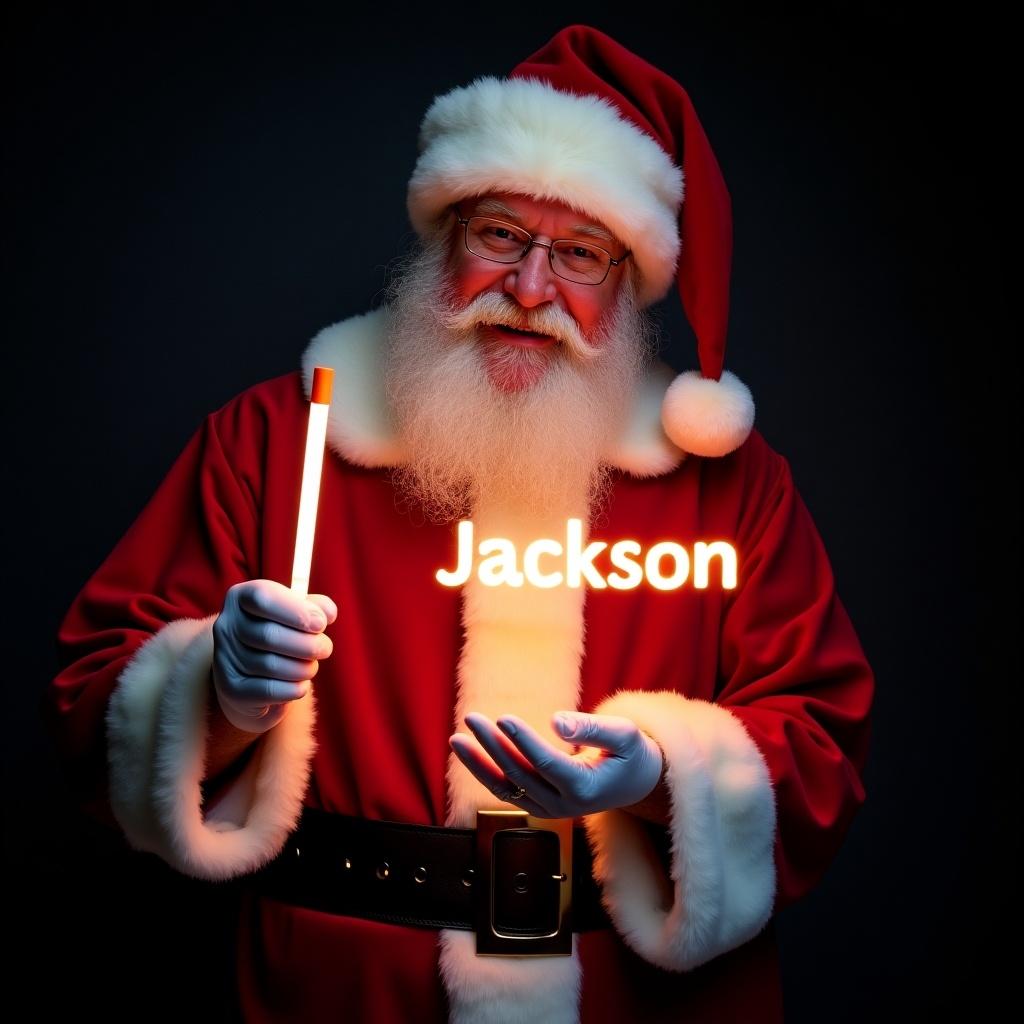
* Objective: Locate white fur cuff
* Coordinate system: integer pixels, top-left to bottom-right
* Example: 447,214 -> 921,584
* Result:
105,615 -> 317,881
583,690 -> 776,971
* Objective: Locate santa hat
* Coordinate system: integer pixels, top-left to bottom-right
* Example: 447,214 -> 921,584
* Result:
407,24 -> 754,457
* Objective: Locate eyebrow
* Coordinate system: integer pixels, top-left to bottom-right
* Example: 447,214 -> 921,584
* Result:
471,198 -> 616,245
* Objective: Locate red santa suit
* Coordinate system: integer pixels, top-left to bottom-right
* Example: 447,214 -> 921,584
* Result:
47,306 -> 873,1023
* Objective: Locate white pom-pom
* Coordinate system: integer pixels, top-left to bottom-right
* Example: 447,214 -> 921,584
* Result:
661,369 -> 755,457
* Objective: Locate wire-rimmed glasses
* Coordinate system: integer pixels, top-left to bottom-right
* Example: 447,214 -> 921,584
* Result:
451,204 -> 630,285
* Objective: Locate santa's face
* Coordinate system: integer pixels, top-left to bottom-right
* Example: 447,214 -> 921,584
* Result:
380,194 -> 658,525
444,192 -> 630,393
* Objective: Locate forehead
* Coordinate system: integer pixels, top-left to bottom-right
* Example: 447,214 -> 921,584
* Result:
464,192 -> 618,245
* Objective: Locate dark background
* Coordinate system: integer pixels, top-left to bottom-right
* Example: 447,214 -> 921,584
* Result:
6,2 -> 1017,1019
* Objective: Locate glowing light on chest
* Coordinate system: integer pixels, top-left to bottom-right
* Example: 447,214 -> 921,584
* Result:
435,519 -> 738,591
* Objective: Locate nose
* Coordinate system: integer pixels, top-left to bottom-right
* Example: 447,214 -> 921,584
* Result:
504,241 -> 558,307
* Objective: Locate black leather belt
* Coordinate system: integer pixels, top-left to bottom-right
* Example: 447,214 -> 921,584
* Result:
244,806 -> 622,950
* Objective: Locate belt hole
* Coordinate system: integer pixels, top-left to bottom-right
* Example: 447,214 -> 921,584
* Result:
461,867 -> 475,888
376,861 -> 391,880
413,865 -> 427,883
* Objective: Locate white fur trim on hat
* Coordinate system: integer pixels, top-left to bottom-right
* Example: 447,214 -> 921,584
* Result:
661,369 -> 755,457
584,689 -> 777,972
407,76 -> 684,308
105,614 -> 317,881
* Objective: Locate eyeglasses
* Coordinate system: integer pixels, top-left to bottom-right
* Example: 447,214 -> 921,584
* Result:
451,204 -> 631,286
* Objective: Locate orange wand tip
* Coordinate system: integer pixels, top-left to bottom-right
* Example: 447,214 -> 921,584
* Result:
311,366 -> 334,405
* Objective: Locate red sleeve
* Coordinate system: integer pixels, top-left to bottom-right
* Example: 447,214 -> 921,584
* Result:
43,405 -> 259,831
717,443 -> 874,915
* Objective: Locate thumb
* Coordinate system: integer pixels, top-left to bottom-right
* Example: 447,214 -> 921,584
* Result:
554,712 -> 579,738
554,712 -> 634,752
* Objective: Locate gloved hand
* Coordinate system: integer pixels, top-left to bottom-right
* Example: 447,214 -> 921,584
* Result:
450,710 -> 665,818
211,579 -> 337,734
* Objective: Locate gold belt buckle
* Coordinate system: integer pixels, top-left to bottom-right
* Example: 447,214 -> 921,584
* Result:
474,809 -> 573,956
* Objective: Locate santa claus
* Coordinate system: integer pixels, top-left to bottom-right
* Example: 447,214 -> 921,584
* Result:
47,24 -> 873,1024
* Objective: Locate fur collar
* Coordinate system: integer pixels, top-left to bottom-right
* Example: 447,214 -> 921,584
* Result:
299,307 -> 685,478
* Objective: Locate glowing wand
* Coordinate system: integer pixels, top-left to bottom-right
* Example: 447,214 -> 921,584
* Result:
290,366 -> 334,597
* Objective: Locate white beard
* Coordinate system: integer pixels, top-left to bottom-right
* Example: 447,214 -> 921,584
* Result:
380,232 -> 660,525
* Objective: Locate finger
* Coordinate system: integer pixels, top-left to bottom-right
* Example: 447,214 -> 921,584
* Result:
234,649 -> 320,683
236,580 -> 328,633
463,713 -> 536,775
227,703 -> 287,730
308,594 -> 339,624
449,734 -> 551,816
463,713 -> 560,801
449,732 -> 507,792
496,715 -> 585,792
236,613 -> 333,661
235,676 -> 310,706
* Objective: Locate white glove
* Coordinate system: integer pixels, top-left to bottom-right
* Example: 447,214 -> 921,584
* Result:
211,579 -> 337,734
451,711 -> 665,818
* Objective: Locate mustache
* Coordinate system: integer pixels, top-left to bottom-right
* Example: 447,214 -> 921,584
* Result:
441,291 -> 598,362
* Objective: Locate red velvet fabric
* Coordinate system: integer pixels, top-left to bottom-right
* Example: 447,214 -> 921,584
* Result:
46,370 -> 872,1020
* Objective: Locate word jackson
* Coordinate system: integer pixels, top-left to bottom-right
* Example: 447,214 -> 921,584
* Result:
436,518 -> 739,590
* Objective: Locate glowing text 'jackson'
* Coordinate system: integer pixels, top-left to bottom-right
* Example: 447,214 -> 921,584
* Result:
435,519 -> 738,591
